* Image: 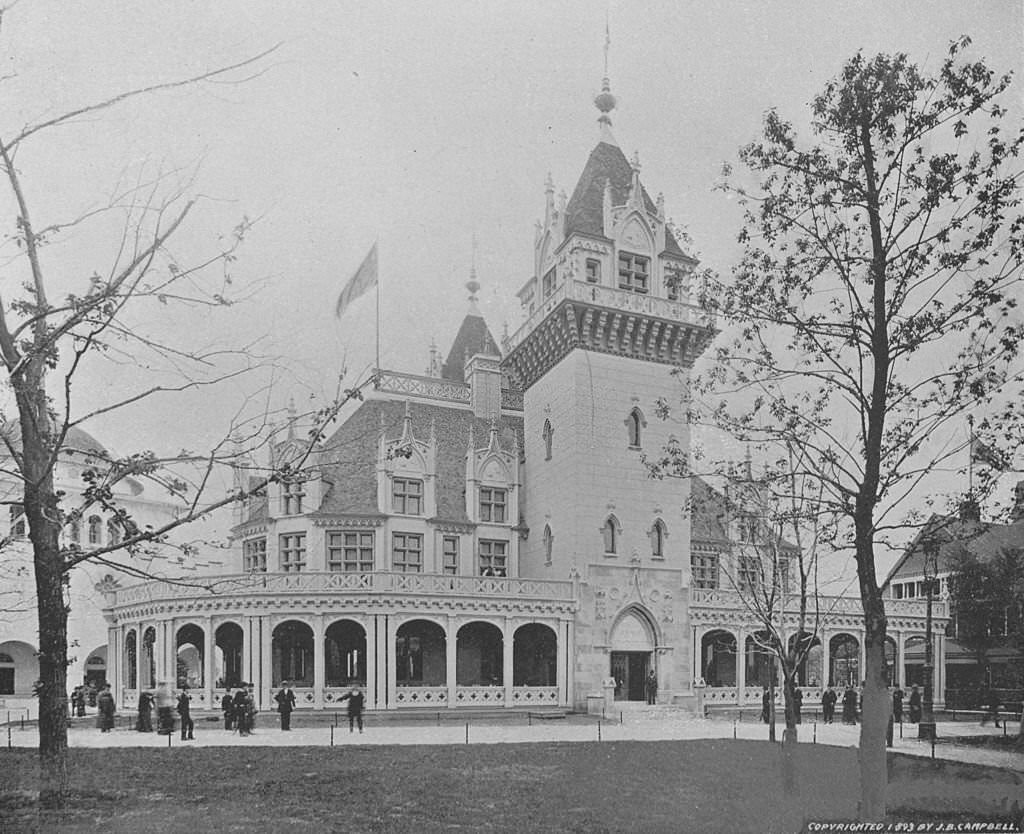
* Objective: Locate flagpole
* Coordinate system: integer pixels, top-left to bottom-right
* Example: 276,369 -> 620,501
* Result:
375,239 -> 382,384
967,414 -> 975,496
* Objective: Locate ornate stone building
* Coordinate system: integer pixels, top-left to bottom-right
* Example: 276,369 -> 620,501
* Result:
55,73 -> 945,715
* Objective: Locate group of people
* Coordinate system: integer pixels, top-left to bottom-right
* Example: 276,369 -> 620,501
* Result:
220,683 -> 258,735
819,686 -> 860,724
270,681 -> 366,733
130,681 -> 195,739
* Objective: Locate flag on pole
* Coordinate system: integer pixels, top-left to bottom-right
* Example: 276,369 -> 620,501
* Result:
970,434 -> 1009,471
335,242 -> 378,318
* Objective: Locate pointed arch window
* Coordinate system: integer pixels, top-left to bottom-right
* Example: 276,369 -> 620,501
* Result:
87,515 -> 103,545
542,419 -> 553,461
650,518 -> 667,559
542,524 -> 554,565
626,408 -> 646,449
602,515 -> 621,556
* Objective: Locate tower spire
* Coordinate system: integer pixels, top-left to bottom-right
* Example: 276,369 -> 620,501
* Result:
594,16 -> 618,144
466,232 -> 481,315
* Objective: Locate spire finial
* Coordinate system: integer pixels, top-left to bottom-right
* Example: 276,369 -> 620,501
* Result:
286,396 -> 297,440
594,16 -> 617,142
466,233 -> 481,311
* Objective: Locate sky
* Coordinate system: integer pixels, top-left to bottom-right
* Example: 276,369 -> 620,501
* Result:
1,0 -> 1022,570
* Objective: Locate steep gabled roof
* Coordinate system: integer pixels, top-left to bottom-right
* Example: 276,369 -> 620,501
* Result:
316,399 -> 522,524
563,141 -> 686,257
441,312 -> 500,383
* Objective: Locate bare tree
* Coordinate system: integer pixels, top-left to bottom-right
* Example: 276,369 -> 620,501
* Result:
0,23 -> 375,806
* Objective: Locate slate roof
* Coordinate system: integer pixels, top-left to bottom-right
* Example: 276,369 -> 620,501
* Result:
564,141 -> 687,258
316,398 -> 522,524
441,312 -> 501,383
885,512 -> 1024,585
690,476 -> 730,544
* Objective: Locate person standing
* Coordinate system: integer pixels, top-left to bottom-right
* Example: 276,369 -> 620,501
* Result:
339,686 -> 365,733
891,686 -> 904,724
792,687 -> 803,725
644,669 -> 658,706
177,686 -> 194,741
74,686 -> 87,718
822,688 -> 837,724
96,683 -> 115,732
221,689 -> 235,731
908,684 -> 922,724
761,687 -> 771,723
842,686 -> 858,724
275,681 -> 297,731
155,681 -> 175,736
233,684 -> 250,735
136,690 -> 154,732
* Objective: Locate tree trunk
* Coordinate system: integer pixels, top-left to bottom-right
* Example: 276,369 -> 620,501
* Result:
781,672 -> 799,796
858,593 -> 889,821
18,386 -> 69,807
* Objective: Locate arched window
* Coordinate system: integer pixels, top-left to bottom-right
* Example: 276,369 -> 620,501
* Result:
542,524 -> 554,564
106,518 -> 121,546
542,419 -> 553,461
650,519 -> 667,559
625,408 -> 645,448
87,515 -> 102,545
602,515 -> 621,555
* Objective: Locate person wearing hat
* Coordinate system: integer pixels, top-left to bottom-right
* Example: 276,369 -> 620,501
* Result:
176,685 -> 194,741
339,685 -> 365,733
274,680 -> 297,731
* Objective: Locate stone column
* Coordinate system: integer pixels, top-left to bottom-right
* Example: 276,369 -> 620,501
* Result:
936,634 -> 945,707
502,617 -> 514,708
135,624 -> 145,693
387,616 -> 399,710
314,614 -> 326,709
894,631 -> 905,689
365,616 -> 378,710
736,628 -> 746,706
260,617 -> 273,711
203,616 -> 214,708
374,615 -> 388,710
445,615 -> 458,709
821,631 -> 831,688
566,620 -> 575,708
107,625 -> 120,706
556,619 -> 569,706
243,616 -> 255,688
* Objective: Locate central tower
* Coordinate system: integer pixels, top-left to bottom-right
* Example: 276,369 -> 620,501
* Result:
502,75 -> 716,706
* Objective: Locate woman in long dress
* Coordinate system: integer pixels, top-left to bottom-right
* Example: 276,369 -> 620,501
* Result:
136,690 -> 154,732
96,684 -> 116,732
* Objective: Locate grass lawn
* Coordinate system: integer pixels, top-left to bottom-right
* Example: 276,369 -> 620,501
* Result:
1,740 -> 1021,833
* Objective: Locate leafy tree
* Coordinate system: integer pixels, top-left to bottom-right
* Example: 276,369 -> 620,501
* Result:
0,19 -> 371,807
676,39 -> 1024,820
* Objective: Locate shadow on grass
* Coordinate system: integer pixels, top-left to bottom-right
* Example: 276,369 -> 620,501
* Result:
1,739 -> 1021,833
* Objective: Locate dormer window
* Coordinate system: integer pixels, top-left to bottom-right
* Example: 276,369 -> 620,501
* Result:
585,259 -> 601,284
665,267 -> 686,301
479,487 -> 507,523
618,253 -> 649,294
281,479 -> 306,516
542,267 -> 556,299
393,478 -> 423,515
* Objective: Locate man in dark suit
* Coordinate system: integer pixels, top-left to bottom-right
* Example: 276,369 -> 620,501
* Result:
221,689 -> 235,731
176,686 -> 194,741
275,681 -> 297,731
339,686 -> 365,733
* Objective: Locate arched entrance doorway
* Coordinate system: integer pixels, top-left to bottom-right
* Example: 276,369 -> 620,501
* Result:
609,608 -> 655,701
84,646 -> 108,688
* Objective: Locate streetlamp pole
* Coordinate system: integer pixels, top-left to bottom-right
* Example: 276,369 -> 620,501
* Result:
918,537 -> 938,740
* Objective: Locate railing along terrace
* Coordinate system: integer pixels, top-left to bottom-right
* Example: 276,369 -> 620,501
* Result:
690,587 -> 947,619
505,278 -> 715,354
109,571 -> 575,607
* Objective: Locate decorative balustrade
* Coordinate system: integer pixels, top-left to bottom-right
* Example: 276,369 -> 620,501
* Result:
505,279 -> 715,354
511,686 -> 559,705
690,587 -> 946,620
454,686 -> 505,705
394,685 -> 447,707
376,371 -> 471,404
109,571 -> 575,609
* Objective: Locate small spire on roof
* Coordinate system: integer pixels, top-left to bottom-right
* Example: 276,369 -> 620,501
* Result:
286,397 -> 297,440
466,237 -> 481,314
594,17 -> 617,144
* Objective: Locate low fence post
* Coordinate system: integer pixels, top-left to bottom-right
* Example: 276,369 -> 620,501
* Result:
465,722 -> 469,745
331,726 -> 335,747
597,720 -> 602,741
